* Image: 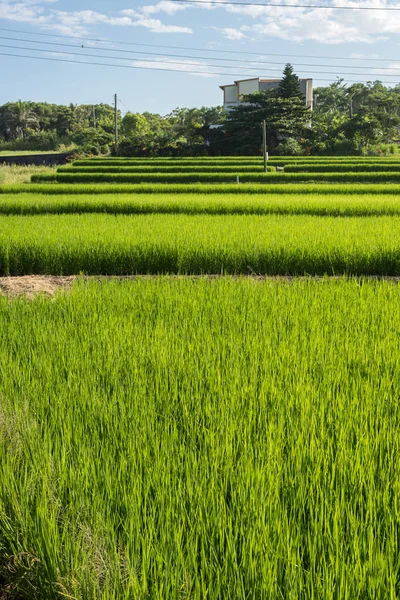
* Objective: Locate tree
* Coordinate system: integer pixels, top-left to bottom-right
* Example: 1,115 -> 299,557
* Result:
121,113 -> 151,138
277,64 -> 304,100
219,86 -> 310,155
5,100 -> 38,138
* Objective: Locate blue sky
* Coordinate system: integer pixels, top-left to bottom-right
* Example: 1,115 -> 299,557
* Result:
1,0 -> 400,114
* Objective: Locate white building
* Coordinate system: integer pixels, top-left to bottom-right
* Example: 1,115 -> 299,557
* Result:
220,77 -> 313,110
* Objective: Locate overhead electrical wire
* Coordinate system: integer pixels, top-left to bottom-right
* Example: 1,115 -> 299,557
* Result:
174,0 -> 400,9
1,35 -> 400,73
0,26 -> 397,63
2,51 -> 399,83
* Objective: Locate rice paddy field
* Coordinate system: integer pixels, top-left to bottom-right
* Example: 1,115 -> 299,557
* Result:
2,155 -> 400,598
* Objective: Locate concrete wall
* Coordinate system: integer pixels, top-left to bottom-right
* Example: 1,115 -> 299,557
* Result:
224,85 -> 237,104
222,78 -> 314,110
0,152 -> 73,166
259,80 -> 281,94
237,79 -> 259,96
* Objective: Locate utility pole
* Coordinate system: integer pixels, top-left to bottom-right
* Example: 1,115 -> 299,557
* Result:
114,93 -> 119,155
93,105 -> 96,129
262,119 -> 268,173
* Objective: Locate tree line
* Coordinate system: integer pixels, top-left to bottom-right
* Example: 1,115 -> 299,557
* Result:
2,65 -> 400,156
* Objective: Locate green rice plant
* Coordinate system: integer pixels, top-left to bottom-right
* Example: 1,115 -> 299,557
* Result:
32,171 -> 400,185
1,277 -> 400,597
59,165 -> 275,173
3,192 -> 400,217
2,213 -> 400,275
80,155 -> 400,162
285,163 -> 400,173
5,183 -> 400,195
72,159 -> 269,167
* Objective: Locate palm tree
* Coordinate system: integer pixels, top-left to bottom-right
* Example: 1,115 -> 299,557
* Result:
6,100 -> 38,138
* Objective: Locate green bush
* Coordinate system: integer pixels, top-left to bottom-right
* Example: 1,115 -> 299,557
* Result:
0,131 -> 63,152
275,138 -> 303,156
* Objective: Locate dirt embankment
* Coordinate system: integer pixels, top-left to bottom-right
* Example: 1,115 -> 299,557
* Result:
0,276 -> 74,298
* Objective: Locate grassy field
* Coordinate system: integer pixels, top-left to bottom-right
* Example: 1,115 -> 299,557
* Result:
9,182 -> 400,195
4,192 -> 400,216
1,277 -> 400,598
2,213 -> 400,275
58,165 -> 276,173
3,156 -> 400,598
0,150 -> 66,156
0,165 -> 55,185
32,170 -> 400,184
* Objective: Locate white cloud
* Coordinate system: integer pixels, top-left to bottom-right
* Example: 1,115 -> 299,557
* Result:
130,17 -> 192,33
0,0 -> 52,24
217,0 -> 400,44
219,27 -> 247,40
0,0 -> 193,35
382,62 -> 400,75
138,1 -> 189,16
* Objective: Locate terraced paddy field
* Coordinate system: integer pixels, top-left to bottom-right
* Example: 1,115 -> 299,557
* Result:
2,156 -> 400,598
4,191 -> 400,216
32,170 -> 400,184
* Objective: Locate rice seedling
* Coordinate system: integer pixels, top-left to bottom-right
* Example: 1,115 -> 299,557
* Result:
5,182 -> 400,195
1,277 -> 400,598
59,165 -> 275,173
31,171 -> 400,185
2,192 -> 400,217
2,213 -> 400,275
285,163 -> 400,173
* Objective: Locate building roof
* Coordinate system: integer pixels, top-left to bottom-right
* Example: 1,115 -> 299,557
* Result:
220,76 -> 313,90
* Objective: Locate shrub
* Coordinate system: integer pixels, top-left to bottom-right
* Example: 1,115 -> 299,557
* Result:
275,138 -> 303,156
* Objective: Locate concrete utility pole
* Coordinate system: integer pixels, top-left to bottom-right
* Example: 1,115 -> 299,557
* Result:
262,119 -> 268,173
93,105 -> 96,129
114,93 -> 119,155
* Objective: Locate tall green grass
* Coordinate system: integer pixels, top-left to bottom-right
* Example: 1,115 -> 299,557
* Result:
73,159 -> 270,167
5,183 -> 400,195
59,165 -> 275,173
285,163 -> 400,173
1,277 -> 400,598
32,171 -> 400,184
3,192 -> 400,216
77,155 -> 400,164
2,213 -> 400,275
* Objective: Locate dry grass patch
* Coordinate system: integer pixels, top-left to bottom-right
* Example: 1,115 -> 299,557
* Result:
0,276 -> 74,298
0,165 -> 56,185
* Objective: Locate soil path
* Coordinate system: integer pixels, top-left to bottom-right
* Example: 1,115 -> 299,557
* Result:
1,274 -> 399,298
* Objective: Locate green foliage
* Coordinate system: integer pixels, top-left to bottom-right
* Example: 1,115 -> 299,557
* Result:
58,165 -> 275,173
2,278 -> 400,596
2,213 -> 400,275
70,128 -> 113,156
275,137 -> 304,156
0,131 -> 61,152
3,191 -> 400,217
32,170 -> 400,184
285,162 -> 400,172
7,182 -> 400,195
277,64 -> 304,100
221,91 -> 310,154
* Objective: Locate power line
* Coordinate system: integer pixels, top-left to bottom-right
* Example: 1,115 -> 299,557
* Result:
2,51 -> 399,83
174,0 -> 400,9
2,43 -> 400,79
0,26 -> 396,63
118,98 -> 132,114
1,35 -> 400,73
0,50 -> 295,78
